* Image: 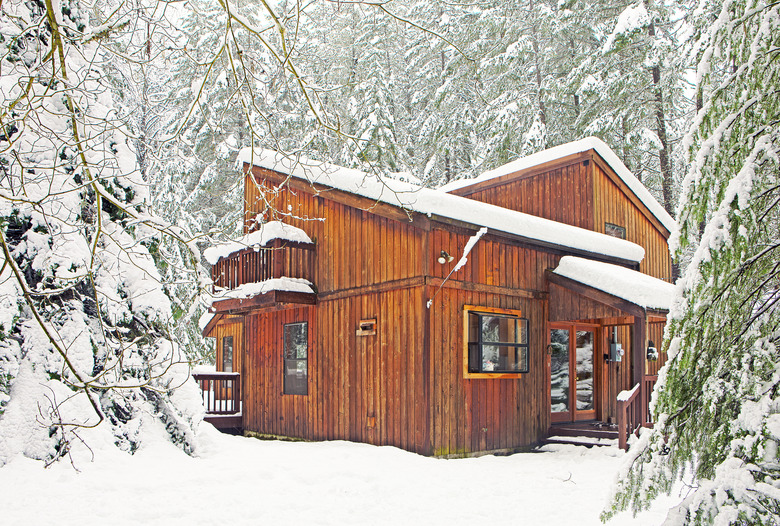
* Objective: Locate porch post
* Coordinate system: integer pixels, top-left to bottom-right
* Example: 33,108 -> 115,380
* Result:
632,310 -> 648,425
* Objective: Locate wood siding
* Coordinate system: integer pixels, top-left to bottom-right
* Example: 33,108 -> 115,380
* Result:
241,289 -> 430,454
428,288 -> 548,455
244,167 -> 426,295
455,158 -> 594,231
591,160 -> 671,280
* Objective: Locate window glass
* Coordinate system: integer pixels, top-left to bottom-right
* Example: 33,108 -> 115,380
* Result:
466,309 -> 529,374
550,328 -> 570,413
605,222 -> 627,239
285,324 -> 307,359
222,336 -> 233,373
283,322 -> 308,395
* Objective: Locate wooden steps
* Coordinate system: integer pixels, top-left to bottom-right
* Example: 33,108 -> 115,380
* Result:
545,421 -> 619,447
204,413 -> 243,431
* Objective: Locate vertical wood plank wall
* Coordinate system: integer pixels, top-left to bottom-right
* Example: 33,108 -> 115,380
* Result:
458,160 -> 594,231
591,163 -> 671,280
428,288 -> 548,455
239,290 -> 430,454
244,167 -> 426,294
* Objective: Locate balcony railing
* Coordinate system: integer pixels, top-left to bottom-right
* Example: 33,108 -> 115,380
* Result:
193,372 -> 242,429
211,239 -> 316,291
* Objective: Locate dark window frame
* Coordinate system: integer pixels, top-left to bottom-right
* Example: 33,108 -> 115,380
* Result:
605,222 -> 627,239
463,306 -> 529,378
283,322 -> 308,395
222,335 -> 233,372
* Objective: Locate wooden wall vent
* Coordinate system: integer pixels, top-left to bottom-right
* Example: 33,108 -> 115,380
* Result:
356,318 -> 377,336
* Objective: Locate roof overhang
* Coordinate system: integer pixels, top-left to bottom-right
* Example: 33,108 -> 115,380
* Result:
549,255 -> 674,315
210,290 -> 317,315
547,270 -> 667,319
201,313 -> 224,337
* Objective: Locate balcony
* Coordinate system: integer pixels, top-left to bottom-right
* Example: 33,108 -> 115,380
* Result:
210,238 -> 317,314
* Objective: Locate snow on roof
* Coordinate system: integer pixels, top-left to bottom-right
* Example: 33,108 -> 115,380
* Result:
203,221 -> 312,265
552,256 -> 676,311
237,149 -> 646,264
438,137 -> 676,234
198,311 -> 215,331
213,277 -> 315,302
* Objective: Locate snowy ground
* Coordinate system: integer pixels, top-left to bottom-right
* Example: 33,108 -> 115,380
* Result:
0,425 -> 682,525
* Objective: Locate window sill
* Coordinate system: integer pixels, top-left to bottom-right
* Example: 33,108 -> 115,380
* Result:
463,371 -> 527,380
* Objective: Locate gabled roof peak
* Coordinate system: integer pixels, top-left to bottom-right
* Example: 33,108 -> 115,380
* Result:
440,137 -> 676,234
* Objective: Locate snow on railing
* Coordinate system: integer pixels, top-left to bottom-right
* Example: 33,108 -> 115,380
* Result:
211,238 -> 315,292
617,382 -> 641,451
617,383 -> 639,402
617,376 -> 658,450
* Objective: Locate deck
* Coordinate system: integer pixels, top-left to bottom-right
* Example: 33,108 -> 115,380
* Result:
193,372 -> 243,431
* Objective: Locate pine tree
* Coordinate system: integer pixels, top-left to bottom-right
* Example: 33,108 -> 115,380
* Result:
604,0 -> 780,522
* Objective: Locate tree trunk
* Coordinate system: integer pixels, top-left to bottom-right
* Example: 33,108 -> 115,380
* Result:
530,0 -> 546,126
649,22 -> 674,216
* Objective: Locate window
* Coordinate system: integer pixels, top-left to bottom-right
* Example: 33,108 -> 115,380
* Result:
605,222 -> 627,239
222,336 -> 233,372
283,322 -> 308,395
465,306 -> 529,376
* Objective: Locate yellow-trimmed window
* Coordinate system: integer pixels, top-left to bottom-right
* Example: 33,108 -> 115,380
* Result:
464,305 -> 529,378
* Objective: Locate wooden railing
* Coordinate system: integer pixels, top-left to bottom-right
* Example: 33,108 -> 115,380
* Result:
617,375 -> 659,450
643,375 -> 658,425
193,372 -> 241,415
617,383 -> 640,450
212,239 -> 315,291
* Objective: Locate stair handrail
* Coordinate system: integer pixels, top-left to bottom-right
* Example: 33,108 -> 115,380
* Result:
617,382 -> 641,450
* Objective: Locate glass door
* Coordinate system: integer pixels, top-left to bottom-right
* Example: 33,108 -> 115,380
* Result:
574,329 -> 595,419
550,324 -> 597,422
550,328 -> 572,421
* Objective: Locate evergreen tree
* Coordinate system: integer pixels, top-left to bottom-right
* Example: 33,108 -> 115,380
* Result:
568,0 -> 690,213
605,0 -> 780,522
0,0 -> 203,464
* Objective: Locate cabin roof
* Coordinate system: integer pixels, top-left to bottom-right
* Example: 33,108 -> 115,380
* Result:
237,148 -> 646,264
552,256 -> 675,311
439,137 -> 676,234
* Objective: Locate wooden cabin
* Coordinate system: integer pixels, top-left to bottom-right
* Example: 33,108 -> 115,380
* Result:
199,137 -> 676,456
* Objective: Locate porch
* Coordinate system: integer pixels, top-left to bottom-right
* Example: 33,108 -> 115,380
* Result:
193,372 -> 242,431
546,374 -> 658,449
545,257 -> 673,450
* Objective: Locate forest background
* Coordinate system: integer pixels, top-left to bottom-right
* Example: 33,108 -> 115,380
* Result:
0,0 -> 778,524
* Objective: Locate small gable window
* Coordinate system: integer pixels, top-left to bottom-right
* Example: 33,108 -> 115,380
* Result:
464,306 -> 529,376
605,222 -> 627,239
283,322 -> 308,395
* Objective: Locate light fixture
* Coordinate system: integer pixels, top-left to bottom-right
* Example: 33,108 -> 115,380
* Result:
438,250 -> 454,264
647,340 -> 659,361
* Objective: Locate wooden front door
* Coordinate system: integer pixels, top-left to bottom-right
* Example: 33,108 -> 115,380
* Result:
550,323 -> 598,423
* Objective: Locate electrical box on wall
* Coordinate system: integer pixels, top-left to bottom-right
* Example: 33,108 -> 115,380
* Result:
610,341 -> 624,362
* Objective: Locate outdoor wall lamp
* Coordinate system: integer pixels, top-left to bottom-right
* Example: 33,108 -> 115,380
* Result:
438,250 -> 454,264
647,340 -> 659,361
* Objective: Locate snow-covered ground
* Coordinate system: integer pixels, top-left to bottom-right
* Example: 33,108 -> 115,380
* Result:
0,425 -> 681,525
